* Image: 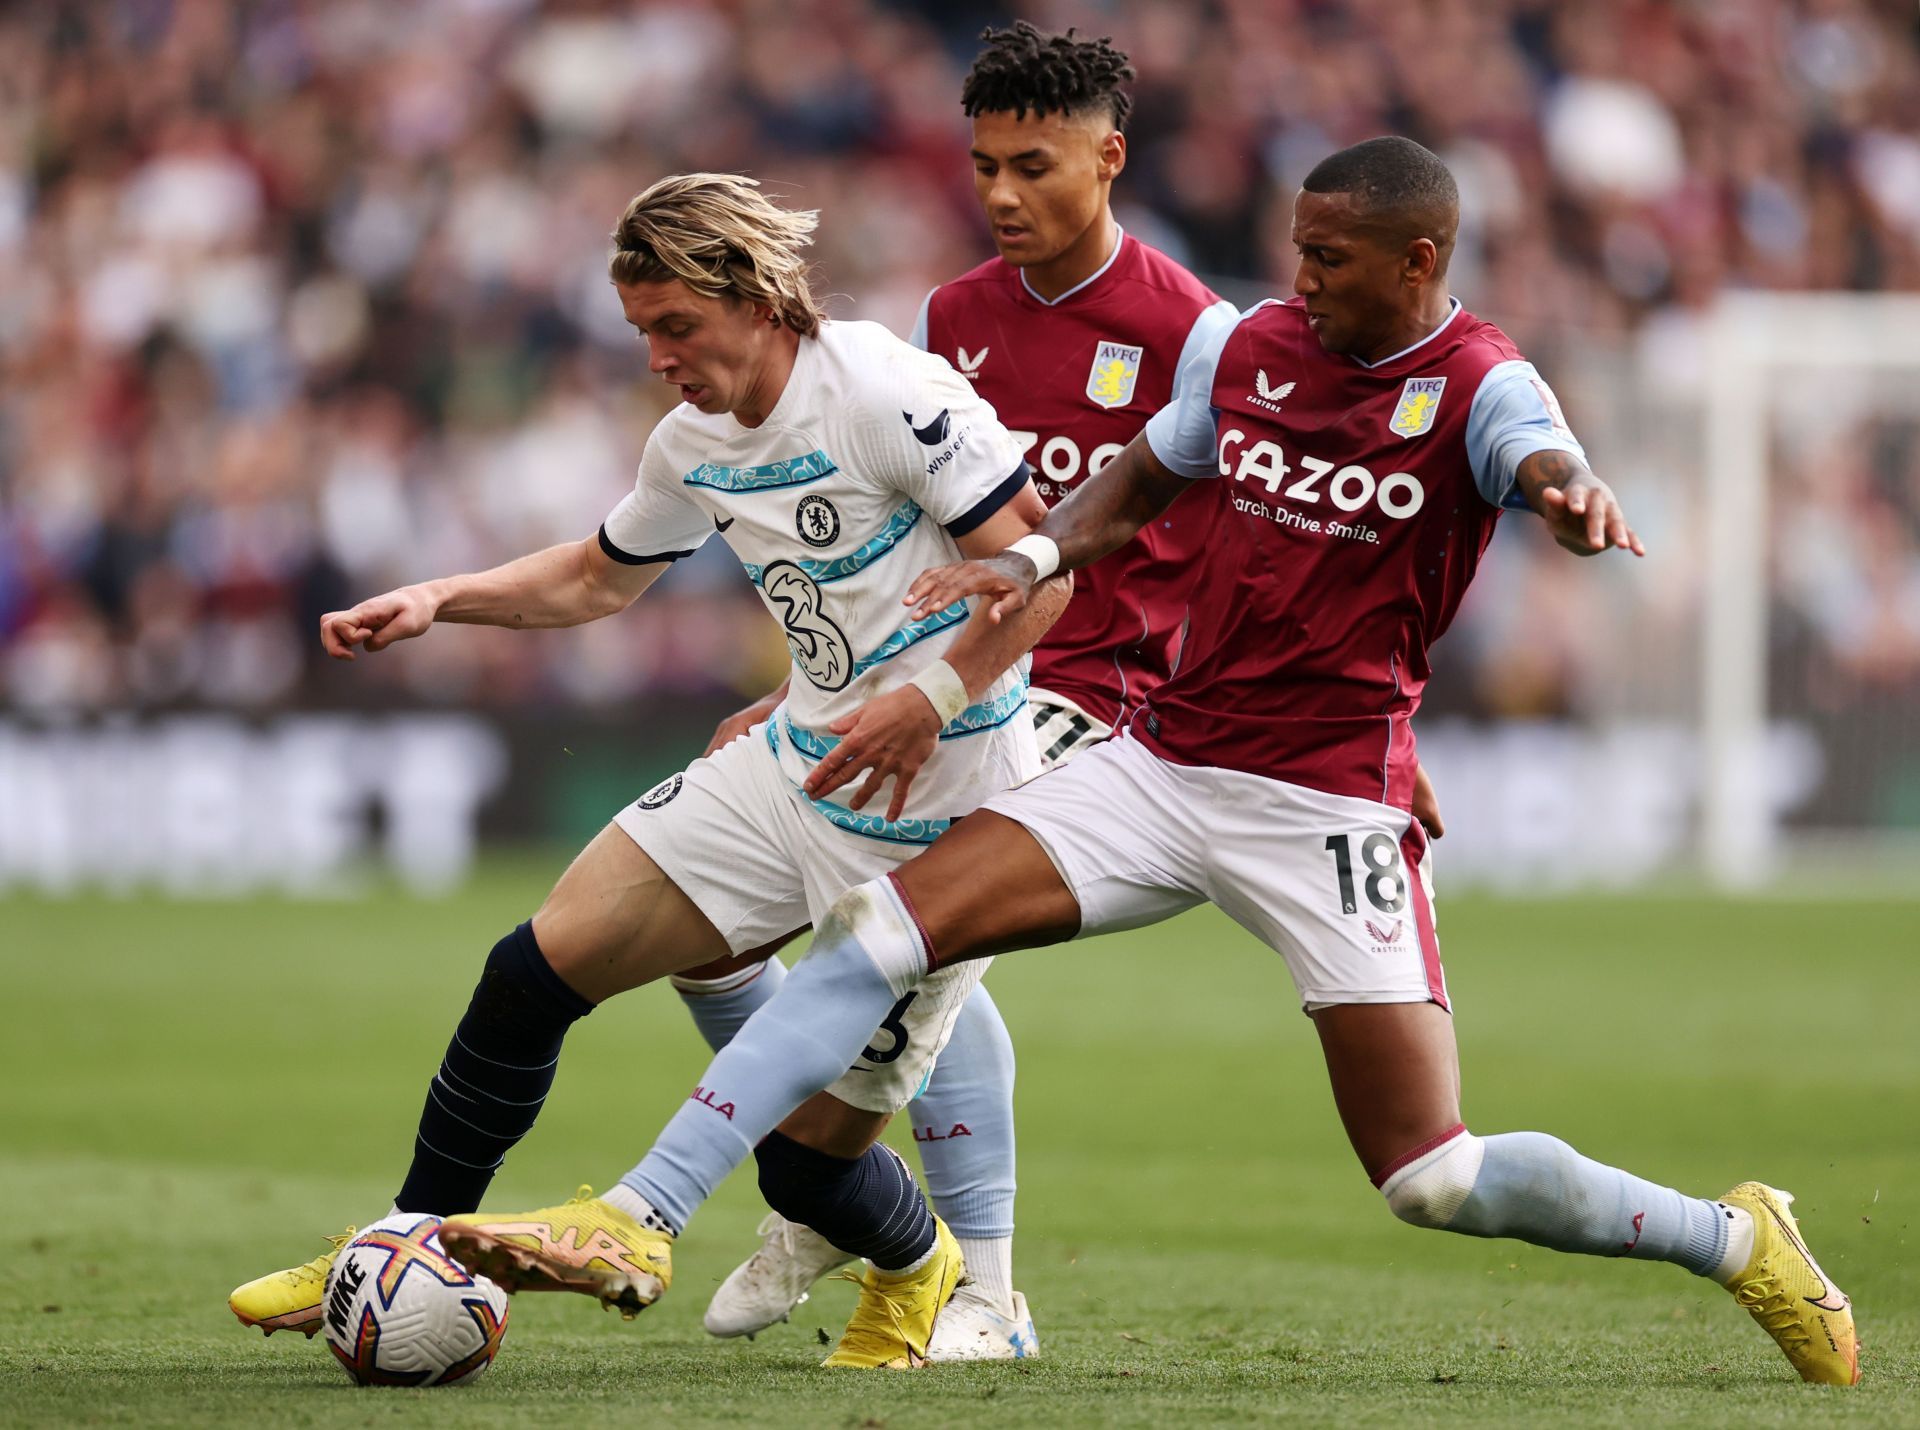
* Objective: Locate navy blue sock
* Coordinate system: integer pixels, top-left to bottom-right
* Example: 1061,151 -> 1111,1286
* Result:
395,921 -> 593,1215
754,1131 -> 937,1270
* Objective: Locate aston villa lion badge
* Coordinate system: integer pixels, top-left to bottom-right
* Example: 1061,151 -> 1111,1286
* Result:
1086,340 -> 1143,409
1390,376 -> 1446,438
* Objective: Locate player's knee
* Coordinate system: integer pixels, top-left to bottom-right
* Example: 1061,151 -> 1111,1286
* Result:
813,878 -> 930,996
474,920 -> 592,1016
480,921 -> 532,981
1378,1128 -> 1485,1230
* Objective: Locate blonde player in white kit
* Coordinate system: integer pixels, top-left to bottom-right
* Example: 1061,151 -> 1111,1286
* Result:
228,173 -> 1069,1369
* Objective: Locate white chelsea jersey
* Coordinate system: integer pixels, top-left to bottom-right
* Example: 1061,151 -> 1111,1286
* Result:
600,320 -> 1039,844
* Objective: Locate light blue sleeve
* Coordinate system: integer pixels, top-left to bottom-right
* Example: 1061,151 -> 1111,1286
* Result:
1173,298 -> 1240,387
907,288 -> 934,352
1145,302 -> 1256,479
1466,360 -> 1588,509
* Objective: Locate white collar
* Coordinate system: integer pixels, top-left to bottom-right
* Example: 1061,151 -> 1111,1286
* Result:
1020,225 -> 1125,306
1351,297 -> 1463,368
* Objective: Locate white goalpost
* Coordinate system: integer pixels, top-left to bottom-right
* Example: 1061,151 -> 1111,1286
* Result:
1701,292 -> 1920,888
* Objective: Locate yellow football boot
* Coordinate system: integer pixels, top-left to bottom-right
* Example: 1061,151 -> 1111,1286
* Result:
439,1186 -> 671,1319
822,1218 -> 964,1369
1719,1182 -> 1860,1385
228,1227 -> 356,1336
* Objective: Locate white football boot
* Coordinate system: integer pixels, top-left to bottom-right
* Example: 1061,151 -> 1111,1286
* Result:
924,1284 -> 1041,1362
704,1212 -> 858,1338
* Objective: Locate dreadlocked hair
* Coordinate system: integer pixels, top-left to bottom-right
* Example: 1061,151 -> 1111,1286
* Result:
961,21 -> 1134,130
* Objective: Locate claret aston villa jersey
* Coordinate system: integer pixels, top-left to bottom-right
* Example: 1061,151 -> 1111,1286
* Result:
914,232 -> 1236,727
1141,296 -> 1587,809
600,320 -> 1039,835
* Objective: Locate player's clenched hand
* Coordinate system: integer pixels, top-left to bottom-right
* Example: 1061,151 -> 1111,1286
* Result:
804,686 -> 944,821
905,554 -> 1036,623
704,689 -> 784,757
1536,474 -> 1645,558
319,587 -> 437,660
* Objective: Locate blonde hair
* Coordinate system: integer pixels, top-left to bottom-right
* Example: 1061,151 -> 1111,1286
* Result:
609,173 -> 825,338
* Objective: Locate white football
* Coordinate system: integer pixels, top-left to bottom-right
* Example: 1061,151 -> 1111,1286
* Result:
321,1213 -> 509,1387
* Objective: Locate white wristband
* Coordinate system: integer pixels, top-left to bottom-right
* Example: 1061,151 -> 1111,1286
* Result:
1005,533 -> 1060,581
908,659 -> 970,727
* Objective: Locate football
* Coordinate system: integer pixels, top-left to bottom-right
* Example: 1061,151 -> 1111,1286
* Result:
320,1214 -> 510,1387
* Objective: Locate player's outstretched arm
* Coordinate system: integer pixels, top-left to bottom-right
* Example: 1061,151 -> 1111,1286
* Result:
318,536 -> 668,660
904,432 -> 1188,622
807,486 -> 1072,819
1514,450 -> 1646,559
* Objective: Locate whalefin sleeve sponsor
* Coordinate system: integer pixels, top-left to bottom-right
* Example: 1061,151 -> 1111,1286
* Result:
857,337 -> 1027,530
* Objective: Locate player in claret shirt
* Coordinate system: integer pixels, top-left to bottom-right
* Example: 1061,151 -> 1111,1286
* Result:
919,21 -> 1235,754
676,25 -> 1445,1357
556,139 -> 1860,1385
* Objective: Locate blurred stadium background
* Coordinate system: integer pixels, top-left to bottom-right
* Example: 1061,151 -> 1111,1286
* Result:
4,4 -> 1918,1423
3,0 -> 1918,896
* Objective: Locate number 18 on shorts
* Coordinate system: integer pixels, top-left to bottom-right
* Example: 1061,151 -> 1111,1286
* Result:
982,733 -> 1449,1012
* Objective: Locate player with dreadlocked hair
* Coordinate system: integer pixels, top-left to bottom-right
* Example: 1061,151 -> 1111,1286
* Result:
937,17 -> 1447,851
962,20 -> 1135,127
948,23 -> 1139,305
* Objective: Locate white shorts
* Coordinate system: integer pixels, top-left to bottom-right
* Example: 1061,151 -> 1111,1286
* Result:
982,732 -> 1447,1011
1028,688 -> 1112,767
614,727 -> 986,1114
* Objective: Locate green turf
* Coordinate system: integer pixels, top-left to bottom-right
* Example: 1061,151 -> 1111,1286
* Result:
2,861 -> 1915,1426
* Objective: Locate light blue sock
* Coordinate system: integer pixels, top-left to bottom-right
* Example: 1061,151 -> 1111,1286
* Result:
672,958 -> 787,1052
1382,1129 -> 1735,1276
910,984 -> 1016,1241
622,878 -> 927,1232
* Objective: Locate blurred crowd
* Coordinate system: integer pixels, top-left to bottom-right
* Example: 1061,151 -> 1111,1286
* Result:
3,0 -> 1920,721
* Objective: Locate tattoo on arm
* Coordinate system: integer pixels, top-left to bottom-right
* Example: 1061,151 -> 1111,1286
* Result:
1515,449 -> 1593,508
1040,437 -> 1187,571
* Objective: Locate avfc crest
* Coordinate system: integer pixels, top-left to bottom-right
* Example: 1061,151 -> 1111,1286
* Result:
1390,377 -> 1446,438
1085,340 -> 1144,409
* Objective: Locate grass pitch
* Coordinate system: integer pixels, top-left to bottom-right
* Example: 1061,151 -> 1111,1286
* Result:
2,859 -> 1915,1427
